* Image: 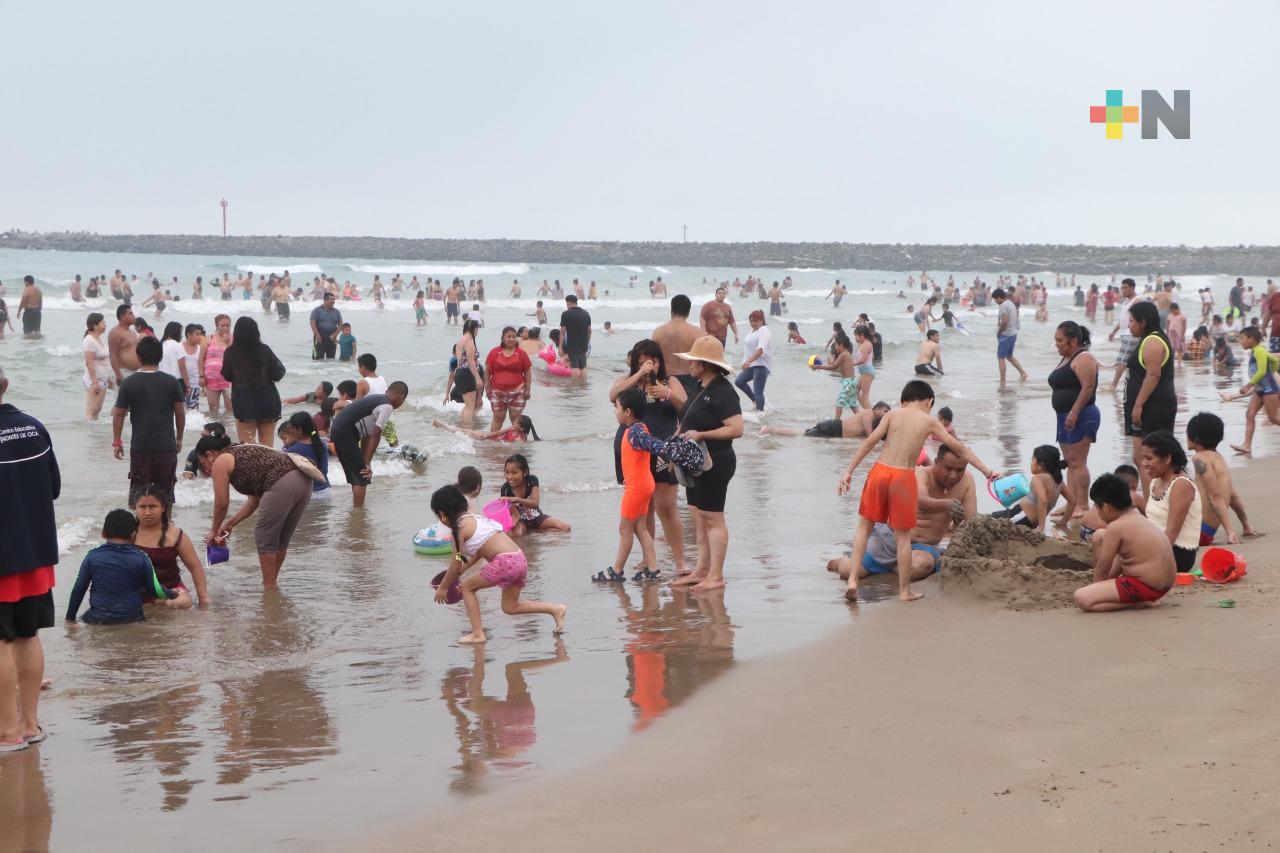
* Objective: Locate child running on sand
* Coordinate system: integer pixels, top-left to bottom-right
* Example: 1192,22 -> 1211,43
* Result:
1073,473 -> 1176,611
594,389 -> 662,582
838,380 -> 1000,602
1228,326 -> 1280,455
1186,412 -> 1261,543
990,445 -> 1065,534
810,333 -> 858,417
432,415 -> 541,442
499,454 -> 571,535
429,485 -> 566,644
65,509 -> 184,623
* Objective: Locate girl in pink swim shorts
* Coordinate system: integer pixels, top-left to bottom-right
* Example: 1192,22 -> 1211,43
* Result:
429,484 -> 567,645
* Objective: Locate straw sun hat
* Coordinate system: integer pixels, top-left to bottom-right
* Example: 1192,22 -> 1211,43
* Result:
676,335 -> 735,373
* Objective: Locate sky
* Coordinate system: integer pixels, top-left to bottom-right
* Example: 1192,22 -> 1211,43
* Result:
3,0 -> 1277,245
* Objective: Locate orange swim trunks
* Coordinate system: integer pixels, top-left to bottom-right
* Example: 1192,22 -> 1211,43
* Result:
858,461 -> 918,530
620,485 -> 654,521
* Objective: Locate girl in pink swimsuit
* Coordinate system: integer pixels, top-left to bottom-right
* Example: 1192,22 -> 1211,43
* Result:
201,314 -> 233,416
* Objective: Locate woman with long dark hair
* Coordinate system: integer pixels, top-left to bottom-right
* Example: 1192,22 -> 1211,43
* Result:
609,338 -> 689,575
444,319 -> 482,423
1140,430 -> 1202,573
1048,321 -> 1100,525
221,316 -> 286,446
1123,301 -> 1176,494
81,312 -> 113,420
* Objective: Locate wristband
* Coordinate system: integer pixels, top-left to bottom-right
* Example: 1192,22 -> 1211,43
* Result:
112,439 -> 123,447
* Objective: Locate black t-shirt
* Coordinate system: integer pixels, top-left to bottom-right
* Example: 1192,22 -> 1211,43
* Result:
114,371 -> 183,451
559,306 -> 592,355
1230,285 -> 1245,311
678,375 -> 741,453
871,333 -> 884,360
500,474 -> 541,521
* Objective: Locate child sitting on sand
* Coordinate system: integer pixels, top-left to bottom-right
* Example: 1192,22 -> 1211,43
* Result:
1073,473 -> 1176,611
838,379 -> 1000,602
1185,412 -> 1260,543
594,389 -> 663,582
430,484 -> 566,644
990,445 -> 1066,535
65,509 -> 184,624
499,454 -> 571,535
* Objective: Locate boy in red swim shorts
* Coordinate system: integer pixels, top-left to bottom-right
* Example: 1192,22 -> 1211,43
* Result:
838,380 -> 999,603
594,389 -> 663,582
1073,473 -> 1177,611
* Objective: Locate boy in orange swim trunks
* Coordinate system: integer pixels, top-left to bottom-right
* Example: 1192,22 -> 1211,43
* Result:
838,379 -> 1000,602
595,388 -> 663,582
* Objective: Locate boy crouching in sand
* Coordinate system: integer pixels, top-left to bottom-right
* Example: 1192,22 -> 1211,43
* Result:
837,379 -> 1000,602
1073,473 -> 1176,611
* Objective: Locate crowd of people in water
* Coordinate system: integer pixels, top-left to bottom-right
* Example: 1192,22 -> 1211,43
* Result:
2,266 -> 1279,752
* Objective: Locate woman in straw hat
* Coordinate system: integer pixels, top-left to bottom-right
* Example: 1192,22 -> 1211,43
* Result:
671,336 -> 744,591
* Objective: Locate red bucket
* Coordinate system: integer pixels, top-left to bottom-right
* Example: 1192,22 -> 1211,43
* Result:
1200,547 -> 1247,584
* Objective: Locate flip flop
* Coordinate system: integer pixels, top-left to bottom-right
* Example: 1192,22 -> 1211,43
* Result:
24,726 -> 46,745
0,739 -> 28,754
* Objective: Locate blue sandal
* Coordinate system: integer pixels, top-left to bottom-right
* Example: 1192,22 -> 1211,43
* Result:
632,567 -> 661,582
592,567 -> 626,582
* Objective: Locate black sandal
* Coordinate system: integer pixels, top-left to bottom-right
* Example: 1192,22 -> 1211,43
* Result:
592,567 -> 626,582
632,567 -> 661,582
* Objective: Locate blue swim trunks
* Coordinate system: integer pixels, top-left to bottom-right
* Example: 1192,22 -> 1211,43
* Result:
862,522 -> 942,574
997,334 -> 1017,359
1056,404 -> 1101,444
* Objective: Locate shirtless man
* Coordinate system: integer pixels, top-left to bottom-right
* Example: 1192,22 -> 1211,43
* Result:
1185,412 -> 1261,544
760,402 -> 891,438
826,444 -> 977,581
1073,473 -> 1176,611
530,300 -> 548,325
69,274 -> 83,302
445,281 -> 462,325
914,329 -> 944,375
1153,281 -> 1175,329
652,295 -> 703,383
16,276 -> 42,337
108,304 -> 141,383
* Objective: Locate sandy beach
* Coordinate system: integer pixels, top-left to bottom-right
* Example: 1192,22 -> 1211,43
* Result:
369,459 -> 1280,853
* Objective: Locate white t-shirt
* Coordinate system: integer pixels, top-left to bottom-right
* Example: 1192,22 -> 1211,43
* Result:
159,339 -> 186,380
182,344 -> 201,387
743,325 -> 774,371
1115,296 -> 1138,339
997,300 -> 1019,338
82,335 -> 112,382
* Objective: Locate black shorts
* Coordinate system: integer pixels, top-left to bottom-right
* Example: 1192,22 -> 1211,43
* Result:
1173,545 -> 1196,573
685,447 -> 736,513
804,419 -> 843,438
567,352 -> 588,370
313,337 -> 336,360
275,301 -> 290,319
1122,399 -> 1176,437
333,429 -> 370,487
21,308 -> 41,334
0,591 -> 54,641
453,366 -> 478,396
914,364 -> 941,376
446,303 -> 459,318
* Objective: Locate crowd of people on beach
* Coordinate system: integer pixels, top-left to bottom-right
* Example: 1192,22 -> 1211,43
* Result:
2,266 -> 1279,753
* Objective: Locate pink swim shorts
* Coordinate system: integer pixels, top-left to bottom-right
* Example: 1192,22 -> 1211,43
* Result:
480,551 -> 528,588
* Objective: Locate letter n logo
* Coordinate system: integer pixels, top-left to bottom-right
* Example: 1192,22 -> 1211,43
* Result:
1140,90 -> 1190,139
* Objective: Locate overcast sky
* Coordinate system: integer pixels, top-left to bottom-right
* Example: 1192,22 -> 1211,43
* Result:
4,0 -> 1276,245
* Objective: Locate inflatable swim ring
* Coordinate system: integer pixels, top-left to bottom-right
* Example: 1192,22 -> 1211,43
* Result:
538,345 -> 556,364
547,361 -> 572,377
413,524 -> 454,556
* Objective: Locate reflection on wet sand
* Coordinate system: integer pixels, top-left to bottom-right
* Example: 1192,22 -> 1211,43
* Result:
0,747 -> 52,853
214,667 -> 337,788
441,642 -> 569,794
612,586 -> 736,731
91,684 -> 204,812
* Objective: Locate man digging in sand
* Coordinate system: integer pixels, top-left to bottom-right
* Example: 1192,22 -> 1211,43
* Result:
826,444 -> 976,582
1073,473 -> 1176,611
837,380 -> 1000,602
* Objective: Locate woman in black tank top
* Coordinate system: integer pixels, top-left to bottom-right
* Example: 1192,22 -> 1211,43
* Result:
1123,302 -> 1177,491
1048,322 -> 1101,524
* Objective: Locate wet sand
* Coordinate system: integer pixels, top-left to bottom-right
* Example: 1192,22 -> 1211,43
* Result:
370,459 -> 1280,852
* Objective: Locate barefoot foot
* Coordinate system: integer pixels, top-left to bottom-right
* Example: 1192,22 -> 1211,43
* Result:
843,584 -> 859,602
459,631 -> 487,644
692,578 -> 725,592
672,572 -> 706,587
551,604 -> 568,634
1231,444 -> 1253,455
900,589 -> 925,602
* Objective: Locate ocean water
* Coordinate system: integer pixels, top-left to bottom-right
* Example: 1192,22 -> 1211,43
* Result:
0,248 -> 1267,850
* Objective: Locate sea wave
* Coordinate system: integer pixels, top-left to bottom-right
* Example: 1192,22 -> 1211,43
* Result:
57,516 -> 99,555
237,264 -> 325,275
347,263 -> 530,276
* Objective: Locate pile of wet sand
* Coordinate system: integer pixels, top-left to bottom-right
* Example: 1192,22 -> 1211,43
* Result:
941,516 -> 1092,610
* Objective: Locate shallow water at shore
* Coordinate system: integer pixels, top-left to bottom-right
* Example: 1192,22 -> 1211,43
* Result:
0,248 -> 1271,849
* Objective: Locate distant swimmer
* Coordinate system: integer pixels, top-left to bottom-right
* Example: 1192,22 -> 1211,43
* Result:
16,275 -> 42,337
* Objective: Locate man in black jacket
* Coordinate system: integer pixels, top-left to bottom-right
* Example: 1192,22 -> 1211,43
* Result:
0,366 -> 61,751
